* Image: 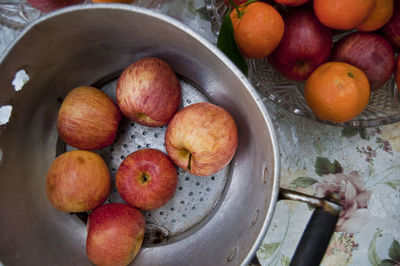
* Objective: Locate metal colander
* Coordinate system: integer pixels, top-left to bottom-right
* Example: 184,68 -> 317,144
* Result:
65,76 -> 231,245
0,5 -> 280,266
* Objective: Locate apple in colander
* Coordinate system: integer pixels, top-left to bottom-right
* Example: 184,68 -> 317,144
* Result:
57,86 -> 122,150
45,150 -> 111,212
116,148 -> 178,210
86,203 -> 145,266
165,102 -> 238,177
116,57 -> 181,127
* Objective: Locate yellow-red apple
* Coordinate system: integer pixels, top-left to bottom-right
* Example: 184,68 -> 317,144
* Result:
86,203 -> 145,266
116,148 -> 178,210
57,86 -> 121,150
45,150 -> 111,212
165,102 -> 238,177
116,57 -> 181,127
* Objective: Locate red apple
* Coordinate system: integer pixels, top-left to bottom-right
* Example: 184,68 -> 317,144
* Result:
27,0 -> 84,13
273,0 -> 309,6
267,7 -> 332,81
395,55 -> 400,90
332,32 -> 395,91
165,102 -> 238,177
223,0 -> 247,6
57,86 -> 121,150
116,148 -> 178,210
45,150 -> 111,212
86,203 -> 145,266
116,57 -> 181,127
382,0 -> 400,51
92,0 -> 134,3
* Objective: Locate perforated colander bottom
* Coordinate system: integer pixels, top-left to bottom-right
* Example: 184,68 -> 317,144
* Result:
65,75 -> 231,246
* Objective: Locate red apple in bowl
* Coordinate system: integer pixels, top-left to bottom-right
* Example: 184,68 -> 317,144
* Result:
267,7 -> 332,81
57,86 -> 121,150
92,0 -> 134,3
27,0 -> 84,13
273,0 -> 309,6
395,55 -> 400,90
223,0 -> 247,6
382,0 -> 400,51
116,148 -> 178,210
116,57 -> 181,127
45,150 -> 111,212
165,102 -> 238,177
86,203 -> 145,266
331,32 -> 395,91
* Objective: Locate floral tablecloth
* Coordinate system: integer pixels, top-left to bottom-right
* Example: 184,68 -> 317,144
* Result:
0,1 -> 399,265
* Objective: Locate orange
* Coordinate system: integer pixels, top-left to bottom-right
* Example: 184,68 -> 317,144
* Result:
304,62 -> 370,123
230,2 -> 284,59
357,0 -> 394,31
313,0 -> 377,30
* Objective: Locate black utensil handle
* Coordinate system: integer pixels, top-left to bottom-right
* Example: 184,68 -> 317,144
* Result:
278,188 -> 342,266
290,206 -> 340,266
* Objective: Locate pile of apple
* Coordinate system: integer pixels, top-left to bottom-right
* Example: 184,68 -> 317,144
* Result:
45,57 -> 238,266
225,0 -> 400,122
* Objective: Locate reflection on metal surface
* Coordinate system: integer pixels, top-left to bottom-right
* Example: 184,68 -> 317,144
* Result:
12,69 -> 29,91
0,105 -> 12,125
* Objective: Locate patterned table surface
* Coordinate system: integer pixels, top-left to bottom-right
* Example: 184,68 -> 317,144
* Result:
0,1 -> 399,266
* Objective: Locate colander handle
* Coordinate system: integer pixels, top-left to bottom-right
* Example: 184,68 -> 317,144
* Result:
278,188 -> 342,266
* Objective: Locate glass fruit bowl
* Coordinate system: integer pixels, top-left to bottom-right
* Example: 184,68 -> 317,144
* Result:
204,0 -> 400,128
0,0 -> 166,30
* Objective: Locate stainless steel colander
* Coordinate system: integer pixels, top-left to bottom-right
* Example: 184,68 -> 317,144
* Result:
0,4 -> 339,266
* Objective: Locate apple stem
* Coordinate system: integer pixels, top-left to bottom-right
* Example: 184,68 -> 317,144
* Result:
187,153 -> 192,171
141,173 -> 149,183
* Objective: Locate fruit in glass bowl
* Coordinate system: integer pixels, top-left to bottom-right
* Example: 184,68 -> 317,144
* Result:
205,0 -> 400,127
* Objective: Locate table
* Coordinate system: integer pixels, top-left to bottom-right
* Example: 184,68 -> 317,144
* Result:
0,1 -> 399,265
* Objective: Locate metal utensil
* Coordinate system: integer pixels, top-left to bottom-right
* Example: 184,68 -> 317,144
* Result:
0,4 -> 339,266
